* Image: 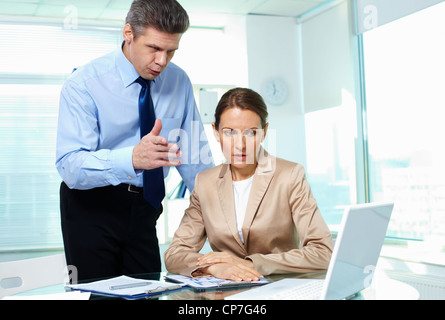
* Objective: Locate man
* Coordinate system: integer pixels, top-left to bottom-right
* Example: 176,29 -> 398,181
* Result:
56,0 -> 213,281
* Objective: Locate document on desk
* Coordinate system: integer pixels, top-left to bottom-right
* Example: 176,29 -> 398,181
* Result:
66,275 -> 183,299
165,274 -> 269,290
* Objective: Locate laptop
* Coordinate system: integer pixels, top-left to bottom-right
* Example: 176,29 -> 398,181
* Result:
225,202 -> 394,300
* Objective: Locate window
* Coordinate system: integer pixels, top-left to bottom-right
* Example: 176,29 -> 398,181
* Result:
303,1 -> 445,246
362,2 -> 445,241
0,84 -> 62,250
301,1 -> 359,231
0,23 -> 121,251
304,90 -> 358,229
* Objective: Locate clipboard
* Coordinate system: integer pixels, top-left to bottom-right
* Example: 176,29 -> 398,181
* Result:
66,275 -> 184,299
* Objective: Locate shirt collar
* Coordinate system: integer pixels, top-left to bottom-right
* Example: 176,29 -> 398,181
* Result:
116,43 -> 139,87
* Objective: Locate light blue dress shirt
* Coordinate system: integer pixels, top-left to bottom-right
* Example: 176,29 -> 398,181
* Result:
56,46 -> 214,191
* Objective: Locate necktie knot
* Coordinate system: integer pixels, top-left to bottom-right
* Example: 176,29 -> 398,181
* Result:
136,76 -> 149,88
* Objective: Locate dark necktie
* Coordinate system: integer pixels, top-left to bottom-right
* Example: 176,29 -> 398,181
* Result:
135,77 -> 165,209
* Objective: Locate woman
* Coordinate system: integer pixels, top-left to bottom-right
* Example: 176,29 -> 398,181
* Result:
164,88 -> 333,281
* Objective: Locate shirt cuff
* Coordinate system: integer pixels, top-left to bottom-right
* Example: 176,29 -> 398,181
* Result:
108,146 -> 138,185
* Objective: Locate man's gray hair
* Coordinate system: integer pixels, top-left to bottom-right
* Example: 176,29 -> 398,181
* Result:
125,0 -> 190,38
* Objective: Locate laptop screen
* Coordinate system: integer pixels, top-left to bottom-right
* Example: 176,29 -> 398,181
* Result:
321,202 -> 394,300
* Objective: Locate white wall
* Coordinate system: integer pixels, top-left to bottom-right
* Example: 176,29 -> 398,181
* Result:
174,14 -> 249,87
246,15 -> 307,166
245,1 -> 356,168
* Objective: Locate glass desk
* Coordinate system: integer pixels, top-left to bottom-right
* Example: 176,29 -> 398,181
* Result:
13,271 -> 419,300
86,272 -> 326,300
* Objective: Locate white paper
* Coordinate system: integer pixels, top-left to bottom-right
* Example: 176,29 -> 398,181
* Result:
66,275 -> 183,297
166,274 -> 269,289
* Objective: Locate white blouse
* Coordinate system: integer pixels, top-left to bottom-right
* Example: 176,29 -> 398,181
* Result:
232,176 -> 254,244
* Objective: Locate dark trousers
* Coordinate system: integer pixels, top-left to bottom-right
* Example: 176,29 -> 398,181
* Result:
60,182 -> 162,282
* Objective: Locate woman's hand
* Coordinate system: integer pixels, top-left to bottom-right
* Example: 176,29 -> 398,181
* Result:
197,251 -> 246,266
196,252 -> 262,282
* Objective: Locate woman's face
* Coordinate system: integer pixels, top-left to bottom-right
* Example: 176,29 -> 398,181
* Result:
213,107 -> 268,174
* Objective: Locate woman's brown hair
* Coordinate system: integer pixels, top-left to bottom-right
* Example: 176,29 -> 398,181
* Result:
214,88 -> 269,130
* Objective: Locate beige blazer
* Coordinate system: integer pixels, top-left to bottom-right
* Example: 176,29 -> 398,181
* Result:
164,150 -> 333,276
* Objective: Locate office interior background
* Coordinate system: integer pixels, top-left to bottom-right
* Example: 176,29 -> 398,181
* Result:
1,0 -> 445,299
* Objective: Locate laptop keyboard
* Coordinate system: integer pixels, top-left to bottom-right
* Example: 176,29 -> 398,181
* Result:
265,280 -> 324,300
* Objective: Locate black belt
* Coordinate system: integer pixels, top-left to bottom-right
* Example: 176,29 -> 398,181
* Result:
115,183 -> 143,194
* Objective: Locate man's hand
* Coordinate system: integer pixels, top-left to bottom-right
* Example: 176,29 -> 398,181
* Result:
132,119 -> 182,170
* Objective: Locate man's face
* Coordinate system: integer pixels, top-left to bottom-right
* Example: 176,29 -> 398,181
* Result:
123,24 -> 182,80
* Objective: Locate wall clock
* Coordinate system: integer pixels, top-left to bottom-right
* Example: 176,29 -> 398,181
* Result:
262,77 -> 288,105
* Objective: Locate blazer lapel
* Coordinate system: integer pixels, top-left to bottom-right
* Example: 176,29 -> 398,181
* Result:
217,164 -> 246,251
242,149 -> 275,245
